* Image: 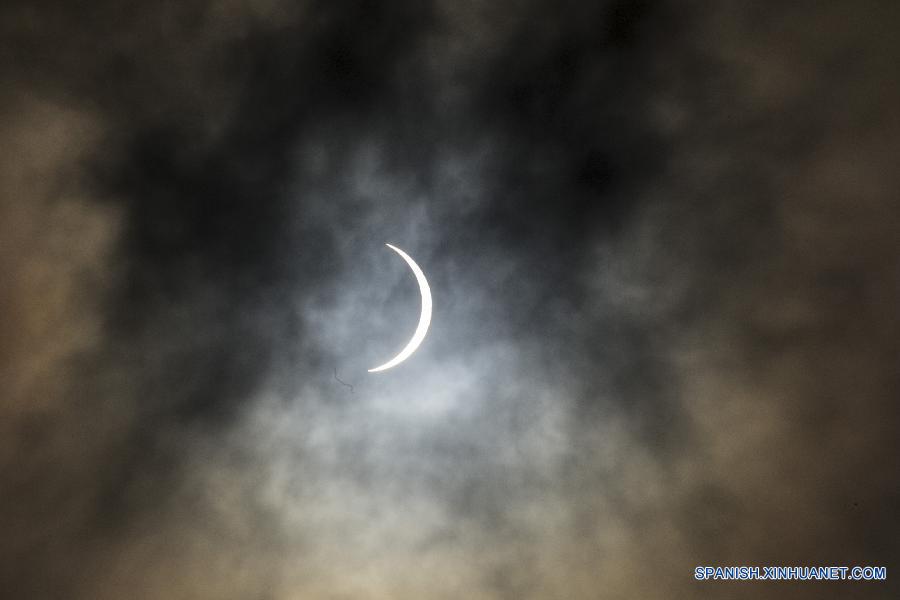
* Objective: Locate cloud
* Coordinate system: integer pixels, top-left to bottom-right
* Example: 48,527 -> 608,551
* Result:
1,1 -> 897,598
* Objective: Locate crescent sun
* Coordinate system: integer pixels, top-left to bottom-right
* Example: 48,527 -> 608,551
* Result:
368,244 -> 433,373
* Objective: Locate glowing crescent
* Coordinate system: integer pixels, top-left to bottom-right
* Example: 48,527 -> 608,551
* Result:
368,244 -> 432,373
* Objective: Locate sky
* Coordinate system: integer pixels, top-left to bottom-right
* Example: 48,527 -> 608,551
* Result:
1,1 -> 898,598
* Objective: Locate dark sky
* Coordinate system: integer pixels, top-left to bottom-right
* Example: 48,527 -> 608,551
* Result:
2,1 -> 898,598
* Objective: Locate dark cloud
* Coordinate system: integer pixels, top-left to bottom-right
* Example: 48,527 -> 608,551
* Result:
1,1 -> 898,598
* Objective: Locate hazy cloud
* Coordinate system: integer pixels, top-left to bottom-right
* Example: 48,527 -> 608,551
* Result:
1,1 -> 897,598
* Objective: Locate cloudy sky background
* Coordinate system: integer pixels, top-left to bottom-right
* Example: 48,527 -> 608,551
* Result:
2,1 -> 898,598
